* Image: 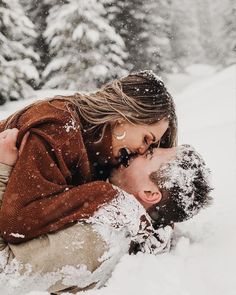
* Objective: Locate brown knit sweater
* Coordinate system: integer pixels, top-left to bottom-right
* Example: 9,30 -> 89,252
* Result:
0,97 -> 118,244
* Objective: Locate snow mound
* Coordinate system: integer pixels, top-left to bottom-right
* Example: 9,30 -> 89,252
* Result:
185,64 -> 217,77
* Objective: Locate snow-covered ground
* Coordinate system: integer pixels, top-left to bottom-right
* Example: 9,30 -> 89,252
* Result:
166,64 -> 218,95
0,65 -> 235,295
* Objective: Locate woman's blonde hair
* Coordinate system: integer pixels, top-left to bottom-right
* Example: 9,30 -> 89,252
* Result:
2,71 -> 177,147
70,70 -> 177,147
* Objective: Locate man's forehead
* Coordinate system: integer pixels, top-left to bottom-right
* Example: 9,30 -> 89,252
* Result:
152,147 -> 177,161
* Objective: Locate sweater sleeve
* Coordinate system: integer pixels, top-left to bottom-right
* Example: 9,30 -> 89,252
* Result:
0,109 -> 117,244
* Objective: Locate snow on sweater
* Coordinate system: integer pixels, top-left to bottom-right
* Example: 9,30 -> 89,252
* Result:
71,186 -> 173,289
0,187 -> 172,294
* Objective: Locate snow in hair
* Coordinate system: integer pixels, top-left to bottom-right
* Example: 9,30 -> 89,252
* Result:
151,144 -> 213,224
131,69 -> 163,83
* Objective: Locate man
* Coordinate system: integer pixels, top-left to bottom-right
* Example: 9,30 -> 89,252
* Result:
0,129 -> 212,294
110,142 -> 212,228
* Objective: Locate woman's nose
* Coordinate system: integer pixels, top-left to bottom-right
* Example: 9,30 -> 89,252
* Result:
137,145 -> 148,155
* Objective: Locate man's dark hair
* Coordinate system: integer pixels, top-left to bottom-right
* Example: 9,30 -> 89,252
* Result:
148,144 -> 213,228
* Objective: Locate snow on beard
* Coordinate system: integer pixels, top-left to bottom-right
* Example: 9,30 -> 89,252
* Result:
149,144 -> 212,227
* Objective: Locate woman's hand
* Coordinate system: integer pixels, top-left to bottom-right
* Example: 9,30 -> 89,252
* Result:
0,129 -> 29,166
0,129 -> 19,166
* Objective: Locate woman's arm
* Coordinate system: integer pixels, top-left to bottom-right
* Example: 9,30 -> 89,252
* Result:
0,101 -> 117,244
0,128 -> 20,202
0,128 -> 19,166
0,129 -> 19,250
0,128 -> 30,202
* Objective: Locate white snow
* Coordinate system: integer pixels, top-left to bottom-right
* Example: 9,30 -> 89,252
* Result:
65,189 -> 170,290
185,64 -> 217,77
0,64 -> 235,295
64,119 -> 77,133
90,187 -> 172,256
9,233 -> 25,239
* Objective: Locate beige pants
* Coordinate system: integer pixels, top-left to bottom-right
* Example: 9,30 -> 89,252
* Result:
2,223 -> 108,294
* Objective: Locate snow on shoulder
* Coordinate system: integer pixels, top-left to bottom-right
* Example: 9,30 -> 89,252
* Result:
89,187 -> 173,256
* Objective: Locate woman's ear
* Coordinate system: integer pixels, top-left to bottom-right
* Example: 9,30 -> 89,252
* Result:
138,189 -> 162,207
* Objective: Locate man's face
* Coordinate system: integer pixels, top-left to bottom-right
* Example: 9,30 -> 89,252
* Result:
110,147 -> 177,202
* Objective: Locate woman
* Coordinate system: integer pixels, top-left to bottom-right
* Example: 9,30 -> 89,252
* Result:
0,70 -> 177,244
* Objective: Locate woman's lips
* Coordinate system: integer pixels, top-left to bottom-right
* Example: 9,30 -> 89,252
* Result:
117,148 -> 136,168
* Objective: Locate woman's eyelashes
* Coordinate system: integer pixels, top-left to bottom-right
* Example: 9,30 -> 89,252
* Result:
143,136 -> 148,146
145,140 -> 161,159
145,147 -> 154,159
143,134 -> 156,146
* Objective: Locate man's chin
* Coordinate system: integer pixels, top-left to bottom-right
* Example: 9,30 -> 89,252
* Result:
109,167 -> 120,186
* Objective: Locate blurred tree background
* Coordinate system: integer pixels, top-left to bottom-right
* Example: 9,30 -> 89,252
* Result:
0,0 -> 235,104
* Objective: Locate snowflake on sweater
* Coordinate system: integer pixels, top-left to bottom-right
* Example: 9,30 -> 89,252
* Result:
64,119 -> 77,133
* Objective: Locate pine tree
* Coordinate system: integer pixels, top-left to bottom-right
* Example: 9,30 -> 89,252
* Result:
170,0 -> 204,70
207,0 -> 236,66
20,0 -> 65,90
222,0 -> 236,65
0,0 -> 39,105
196,0 -> 215,64
102,0 -> 173,74
20,0 -> 51,76
142,0 -> 174,73
42,0 -> 127,91
102,0 -> 148,71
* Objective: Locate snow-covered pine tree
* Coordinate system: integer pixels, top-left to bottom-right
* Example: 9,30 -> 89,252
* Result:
20,0 -> 52,78
42,0 -> 127,91
196,0 -> 215,64
102,0 -> 173,74
196,0 -> 235,67
170,0 -> 204,70
207,0 -> 235,67
142,0 -> 174,73
0,0 -> 39,104
222,0 -> 236,65
102,0 -> 149,71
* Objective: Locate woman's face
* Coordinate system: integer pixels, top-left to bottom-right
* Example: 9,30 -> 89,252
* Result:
111,118 -> 169,166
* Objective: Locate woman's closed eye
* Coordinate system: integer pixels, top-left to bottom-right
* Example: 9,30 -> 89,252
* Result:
143,136 -> 149,146
145,139 -> 161,159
